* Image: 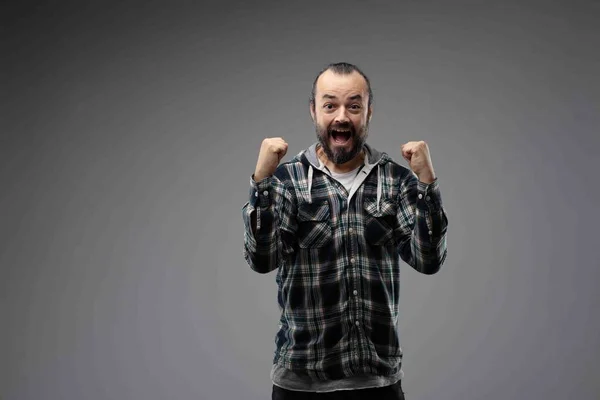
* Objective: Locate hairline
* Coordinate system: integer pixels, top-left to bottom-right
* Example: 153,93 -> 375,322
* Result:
309,62 -> 373,110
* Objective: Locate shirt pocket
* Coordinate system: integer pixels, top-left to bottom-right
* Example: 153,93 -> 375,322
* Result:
296,200 -> 333,248
363,198 -> 397,246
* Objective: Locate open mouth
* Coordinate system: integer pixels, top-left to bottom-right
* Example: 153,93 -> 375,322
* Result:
330,129 -> 352,145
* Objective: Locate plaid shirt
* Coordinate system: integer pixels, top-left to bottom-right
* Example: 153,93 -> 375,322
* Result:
242,142 -> 448,381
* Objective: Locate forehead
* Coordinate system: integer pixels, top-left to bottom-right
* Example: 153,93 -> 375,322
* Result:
315,70 -> 368,101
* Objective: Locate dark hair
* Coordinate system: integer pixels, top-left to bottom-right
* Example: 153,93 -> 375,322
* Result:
309,62 -> 373,109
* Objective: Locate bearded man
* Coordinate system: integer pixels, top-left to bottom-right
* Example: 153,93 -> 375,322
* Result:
242,62 -> 449,400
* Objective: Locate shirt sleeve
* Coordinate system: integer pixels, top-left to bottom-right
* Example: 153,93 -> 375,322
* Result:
395,173 -> 448,274
241,173 -> 297,274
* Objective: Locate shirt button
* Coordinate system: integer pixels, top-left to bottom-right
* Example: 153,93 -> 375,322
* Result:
418,193 -> 423,199
355,321 -> 360,326
263,190 -> 269,196
350,258 -> 355,264
349,227 -> 353,233
255,191 -> 258,197
426,196 -> 431,201
428,230 -> 433,235
353,290 -> 358,296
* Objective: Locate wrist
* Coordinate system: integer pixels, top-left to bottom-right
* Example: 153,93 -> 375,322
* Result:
253,172 -> 269,182
417,172 -> 436,184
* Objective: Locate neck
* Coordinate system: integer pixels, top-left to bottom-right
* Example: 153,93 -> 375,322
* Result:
317,145 -> 365,174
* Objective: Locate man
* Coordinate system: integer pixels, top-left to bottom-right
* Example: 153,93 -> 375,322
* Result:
242,62 -> 448,399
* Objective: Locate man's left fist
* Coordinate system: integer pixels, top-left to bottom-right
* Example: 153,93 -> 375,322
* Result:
401,141 -> 436,184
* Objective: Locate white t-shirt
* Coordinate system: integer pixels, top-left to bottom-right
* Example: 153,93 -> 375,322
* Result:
330,164 -> 363,192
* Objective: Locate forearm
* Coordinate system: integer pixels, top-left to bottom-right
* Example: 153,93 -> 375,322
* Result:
251,210 -> 256,235
242,173 -> 297,274
242,176 -> 279,273
398,177 -> 448,274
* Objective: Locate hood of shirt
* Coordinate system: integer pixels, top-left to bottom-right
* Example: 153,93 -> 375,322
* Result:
295,142 -> 393,211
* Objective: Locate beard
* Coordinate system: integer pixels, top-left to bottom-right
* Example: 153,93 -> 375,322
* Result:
315,120 -> 369,165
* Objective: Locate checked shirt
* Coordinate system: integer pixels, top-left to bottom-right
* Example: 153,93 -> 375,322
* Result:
242,142 -> 448,382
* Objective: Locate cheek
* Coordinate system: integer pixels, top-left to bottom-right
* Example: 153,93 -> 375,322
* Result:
351,116 -> 365,127
317,115 -> 333,127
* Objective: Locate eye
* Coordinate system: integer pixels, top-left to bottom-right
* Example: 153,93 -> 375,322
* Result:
323,103 -> 335,110
350,104 -> 361,109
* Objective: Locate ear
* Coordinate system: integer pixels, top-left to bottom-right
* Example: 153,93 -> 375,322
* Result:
309,102 -> 316,122
367,106 -> 373,121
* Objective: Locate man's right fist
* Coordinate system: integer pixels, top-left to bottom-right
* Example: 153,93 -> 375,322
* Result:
253,137 -> 289,181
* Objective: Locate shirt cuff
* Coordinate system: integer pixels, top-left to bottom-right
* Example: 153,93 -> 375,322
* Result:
416,177 -> 443,212
250,174 -> 273,208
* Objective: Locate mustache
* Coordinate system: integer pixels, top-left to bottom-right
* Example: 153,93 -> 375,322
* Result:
327,123 -> 355,133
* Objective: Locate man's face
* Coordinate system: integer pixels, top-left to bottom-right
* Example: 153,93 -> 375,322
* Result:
310,69 -> 372,165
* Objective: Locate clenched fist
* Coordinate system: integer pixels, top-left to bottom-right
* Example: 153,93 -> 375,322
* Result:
254,137 -> 289,181
401,141 -> 436,184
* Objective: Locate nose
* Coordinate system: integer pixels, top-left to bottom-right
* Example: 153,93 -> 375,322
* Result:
334,107 -> 350,124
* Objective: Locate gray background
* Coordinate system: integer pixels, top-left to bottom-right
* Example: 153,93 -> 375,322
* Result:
2,1 -> 599,399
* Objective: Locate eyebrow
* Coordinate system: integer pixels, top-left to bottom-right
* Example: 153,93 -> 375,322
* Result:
322,94 -> 363,101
